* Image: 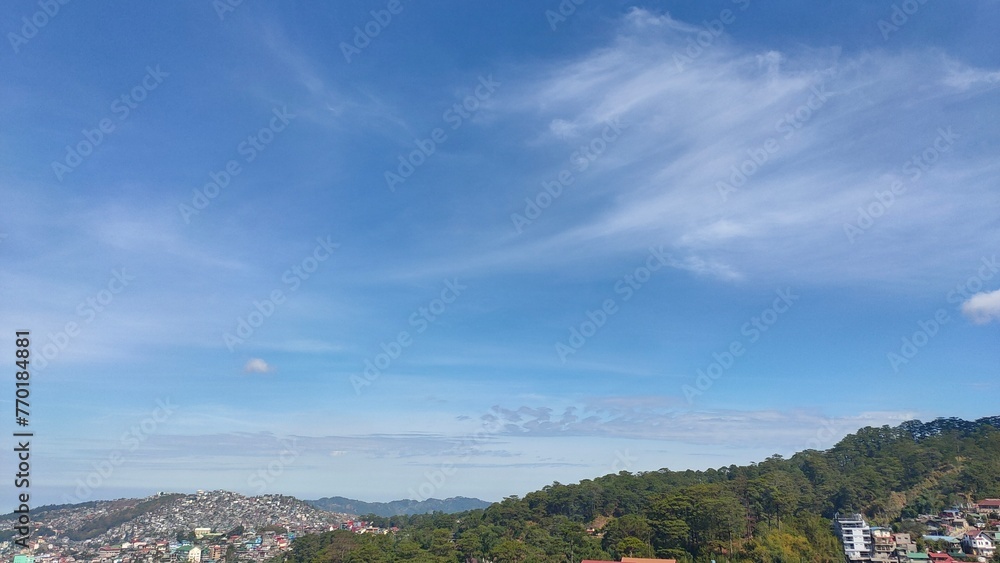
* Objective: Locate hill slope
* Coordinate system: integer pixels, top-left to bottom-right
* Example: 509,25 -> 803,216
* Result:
284,416 -> 1000,563
1,490 -> 344,543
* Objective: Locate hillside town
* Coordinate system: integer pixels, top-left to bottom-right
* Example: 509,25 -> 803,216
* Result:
0,491 -> 364,563
835,499 -> 1000,563
6,491 -> 1000,563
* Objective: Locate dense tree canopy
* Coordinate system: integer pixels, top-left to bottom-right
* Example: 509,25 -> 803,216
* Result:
283,417 -> 1000,563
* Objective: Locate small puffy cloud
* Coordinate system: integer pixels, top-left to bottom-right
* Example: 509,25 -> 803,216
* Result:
962,289 -> 1000,324
243,358 -> 274,374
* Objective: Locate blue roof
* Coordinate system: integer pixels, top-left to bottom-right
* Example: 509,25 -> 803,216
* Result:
922,535 -> 960,543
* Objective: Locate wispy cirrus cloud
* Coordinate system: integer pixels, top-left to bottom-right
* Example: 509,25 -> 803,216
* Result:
375,8 -> 1000,289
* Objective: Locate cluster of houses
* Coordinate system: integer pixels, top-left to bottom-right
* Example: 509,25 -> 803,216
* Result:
2,528 -> 301,563
582,558 -> 678,563
337,520 -> 396,535
835,499 -> 1000,563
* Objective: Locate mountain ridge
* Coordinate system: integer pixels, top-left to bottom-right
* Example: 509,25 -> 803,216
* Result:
305,495 -> 491,517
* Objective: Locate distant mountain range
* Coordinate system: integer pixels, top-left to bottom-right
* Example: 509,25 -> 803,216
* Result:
306,496 -> 491,517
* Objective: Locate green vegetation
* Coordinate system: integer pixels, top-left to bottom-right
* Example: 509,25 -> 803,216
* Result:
286,416 -> 1000,562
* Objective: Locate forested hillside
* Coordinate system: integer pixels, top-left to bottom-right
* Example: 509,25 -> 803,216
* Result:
284,417 -> 1000,563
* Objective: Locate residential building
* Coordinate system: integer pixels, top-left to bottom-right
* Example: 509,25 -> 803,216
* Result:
835,513 -> 874,561
977,499 -> 1000,514
961,529 -> 995,558
894,533 -> 917,560
872,527 -> 895,562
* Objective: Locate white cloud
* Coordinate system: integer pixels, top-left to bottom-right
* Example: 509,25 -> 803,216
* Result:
962,289 -> 1000,324
464,8 -> 1000,286
243,358 -> 274,374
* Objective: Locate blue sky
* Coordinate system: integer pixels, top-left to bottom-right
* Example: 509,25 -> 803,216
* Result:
1,0 -> 999,506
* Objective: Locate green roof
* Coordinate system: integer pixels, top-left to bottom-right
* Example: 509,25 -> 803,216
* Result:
907,553 -> 929,560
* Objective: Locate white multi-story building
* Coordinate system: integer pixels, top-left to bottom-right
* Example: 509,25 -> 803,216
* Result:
835,513 -> 875,561
961,529 -> 995,558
